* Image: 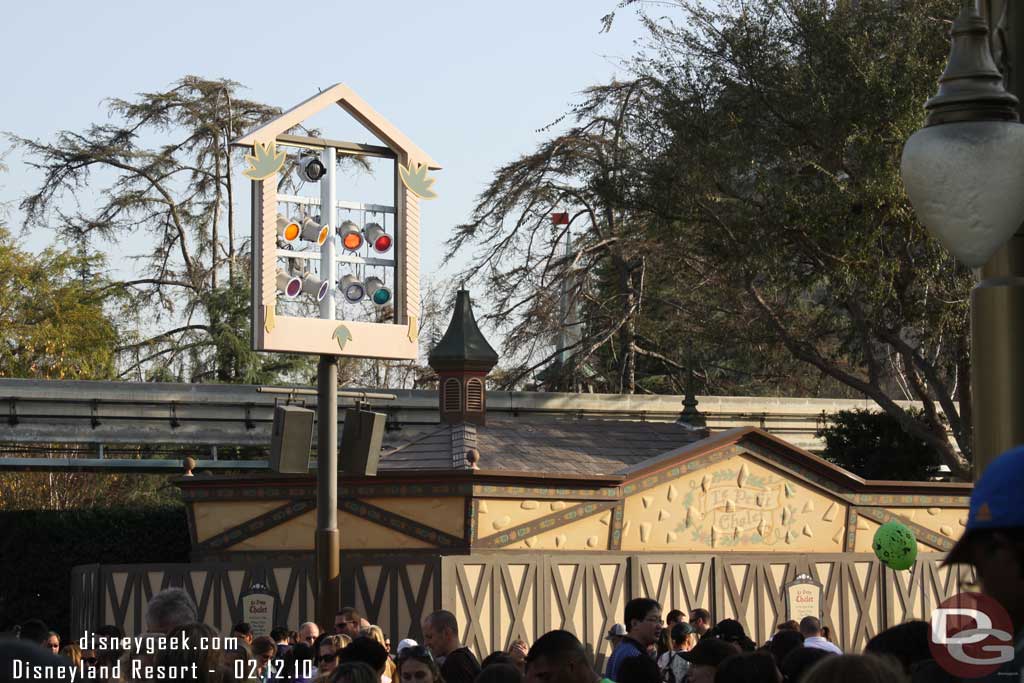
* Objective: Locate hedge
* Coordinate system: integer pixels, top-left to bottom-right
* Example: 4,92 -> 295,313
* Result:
0,506 -> 190,639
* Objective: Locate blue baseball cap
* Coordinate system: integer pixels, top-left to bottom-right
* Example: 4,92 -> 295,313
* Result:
945,445 -> 1024,564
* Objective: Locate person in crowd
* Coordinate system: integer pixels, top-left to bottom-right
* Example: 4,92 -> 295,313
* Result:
801,654 -> 905,683
365,625 -> 397,682
397,639 -> 418,656
17,619 -> 49,647
80,647 -> 98,670
336,608 -> 364,639
819,626 -> 832,643
422,610 -> 481,683
334,661 -> 382,683
153,622 -> 230,683
476,663 -> 523,683
688,609 -> 713,638
776,620 -> 798,633
617,655 -> 659,683
285,642 -> 317,683
397,644 -> 446,683
45,631 -> 60,654
145,588 -> 199,634
704,619 -> 755,652
480,652 -> 515,669
291,631 -> 301,646
340,636 -> 390,682
655,628 -> 671,658
605,598 -> 662,681
300,623 -> 322,647
95,624 -> 124,669
943,445 -> 1024,678
658,622 -> 696,683
779,647 -> 834,683
253,636 -> 278,681
524,630 -> 597,683
713,651 -> 780,683
272,626 -> 292,659
506,640 -> 528,674
765,629 -> 803,669
665,611 -> 686,628
605,624 -> 626,652
234,622 -> 255,646
315,635 -> 349,682
863,620 -> 953,682
679,638 -> 740,683
798,618 -> 841,655
60,642 -> 82,666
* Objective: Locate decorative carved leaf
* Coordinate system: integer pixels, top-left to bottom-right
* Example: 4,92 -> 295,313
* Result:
243,141 -> 286,180
399,162 -> 438,199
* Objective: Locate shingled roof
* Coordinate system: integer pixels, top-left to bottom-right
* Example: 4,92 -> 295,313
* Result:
378,418 -> 707,476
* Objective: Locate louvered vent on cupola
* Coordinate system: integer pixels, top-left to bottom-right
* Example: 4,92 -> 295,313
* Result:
428,290 -> 498,426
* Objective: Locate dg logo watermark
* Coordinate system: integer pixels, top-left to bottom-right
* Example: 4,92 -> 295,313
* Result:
929,592 -> 1015,678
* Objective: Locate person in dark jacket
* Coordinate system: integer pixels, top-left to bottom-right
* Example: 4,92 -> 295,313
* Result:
422,610 -> 481,683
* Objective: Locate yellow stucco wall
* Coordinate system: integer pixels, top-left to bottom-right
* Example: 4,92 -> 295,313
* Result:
620,454 -> 850,552
368,496 -> 465,538
231,510 -> 317,550
504,509 -> 613,551
477,498 -> 576,536
193,500 -> 286,543
885,506 -> 967,544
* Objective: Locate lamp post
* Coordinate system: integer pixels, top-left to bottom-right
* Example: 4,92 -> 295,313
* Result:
902,1 -> 1024,479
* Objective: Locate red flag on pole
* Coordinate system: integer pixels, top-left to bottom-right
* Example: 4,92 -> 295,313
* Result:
551,212 -> 570,225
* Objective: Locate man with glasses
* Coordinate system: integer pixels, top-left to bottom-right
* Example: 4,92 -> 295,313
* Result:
688,608 -> 712,638
335,607 -> 363,639
604,598 -> 662,682
45,631 -> 60,654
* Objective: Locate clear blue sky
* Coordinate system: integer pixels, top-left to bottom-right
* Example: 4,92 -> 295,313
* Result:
0,0 -> 649,283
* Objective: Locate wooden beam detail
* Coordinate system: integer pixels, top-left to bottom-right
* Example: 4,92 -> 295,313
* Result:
465,498 -> 478,544
856,506 -> 955,552
196,499 -> 315,552
845,506 -> 859,553
475,501 -> 617,549
341,499 -> 465,548
608,502 -> 624,551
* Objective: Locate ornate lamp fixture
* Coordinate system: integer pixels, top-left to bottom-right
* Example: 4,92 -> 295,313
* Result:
901,2 -> 1024,267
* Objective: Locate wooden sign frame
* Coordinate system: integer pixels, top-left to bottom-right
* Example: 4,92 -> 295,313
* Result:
231,84 -> 440,359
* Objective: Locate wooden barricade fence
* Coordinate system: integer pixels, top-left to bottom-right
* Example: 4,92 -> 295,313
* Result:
73,552 -> 972,666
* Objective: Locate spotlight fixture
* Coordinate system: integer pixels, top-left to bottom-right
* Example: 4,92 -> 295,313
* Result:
339,274 -> 365,303
299,216 -> 329,246
338,220 -> 363,251
276,268 -> 303,298
300,273 -> 330,302
364,276 -> 392,306
276,214 -> 301,244
297,155 -> 327,182
362,223 -> 393,253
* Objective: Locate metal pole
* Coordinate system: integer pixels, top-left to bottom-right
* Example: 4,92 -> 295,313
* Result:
315,145 -> 340,626
974,1 -> 1024,478
315,355 -> 339,628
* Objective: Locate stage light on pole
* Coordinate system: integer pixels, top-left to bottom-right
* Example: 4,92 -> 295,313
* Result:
362,223 -> 393,253
298,155 -> 327,182
277,214 -> 301,244
276,268 -> 303,299
300,216 -> 329,246
339,274 -> 365,303
300,272 -> 330,302
338,220 -> 364,251
364,276 -> 392,306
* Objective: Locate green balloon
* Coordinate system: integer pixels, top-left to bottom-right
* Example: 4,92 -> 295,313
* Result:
872,521 -> 918,570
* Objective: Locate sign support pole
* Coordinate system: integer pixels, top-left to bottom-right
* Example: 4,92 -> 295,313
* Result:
315,146 -> 340,627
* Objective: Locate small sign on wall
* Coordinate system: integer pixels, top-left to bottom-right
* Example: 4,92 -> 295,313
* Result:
785,573 -> 823,622
239,582 -> 277,637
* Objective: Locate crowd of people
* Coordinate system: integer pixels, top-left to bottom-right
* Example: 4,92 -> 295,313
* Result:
2,589 -> 962,683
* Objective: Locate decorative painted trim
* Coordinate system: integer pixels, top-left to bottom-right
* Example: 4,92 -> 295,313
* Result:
856,506 -> 955,552
191,549 -> 315,563
848,493 -> 970,507
621,445 -> 744,497
475,501 -> 617,549
845,507 -> 859,552
341,482 -> 473,498
465,498 -> 478,544
472,484 -> 619,501
181,484 -> 314,502
197,499 -> 316,552
608,502 -> 625,551
341,499 -> 465,548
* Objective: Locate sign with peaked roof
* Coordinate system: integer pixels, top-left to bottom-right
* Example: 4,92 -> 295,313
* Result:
231,83 -> 440,359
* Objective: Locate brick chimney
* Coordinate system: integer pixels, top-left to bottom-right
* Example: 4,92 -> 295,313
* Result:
428,290 -> 499,426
